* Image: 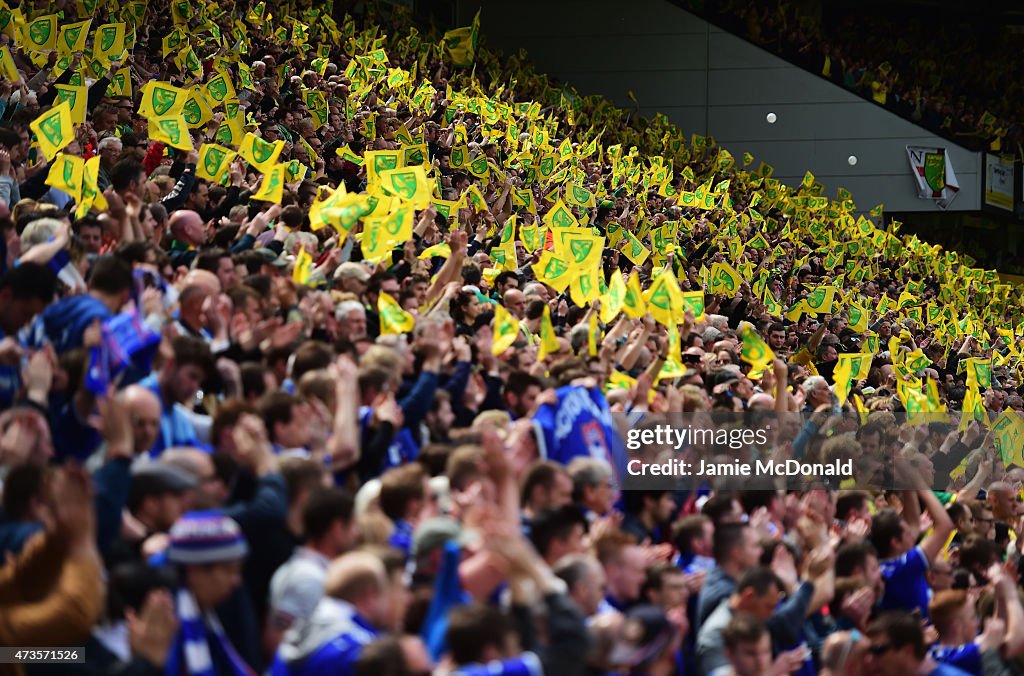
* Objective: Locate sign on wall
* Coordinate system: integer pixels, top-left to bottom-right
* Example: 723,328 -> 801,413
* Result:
907,145 -> 960,209
985,153 -> 1015,211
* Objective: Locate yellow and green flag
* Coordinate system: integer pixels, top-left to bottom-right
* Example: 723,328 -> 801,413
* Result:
292,246 -> 313,285
45,153 -> 84,202
537,305 -> 560,361
30,101 -> 74,161
492,303 -> 519,356
21,14 -> 57,52
138,81 -> 187,119
53,84 -> 87,125
623,271 -> 647,319
251,163 -> 286,203
239,133 -> 284,174
148,115 -> 193,151
196,144 -> 236,185
379,291 -> 416,335
57,19 -> 91,56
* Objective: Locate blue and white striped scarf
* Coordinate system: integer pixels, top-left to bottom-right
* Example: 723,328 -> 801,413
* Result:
166,588 -> 253,676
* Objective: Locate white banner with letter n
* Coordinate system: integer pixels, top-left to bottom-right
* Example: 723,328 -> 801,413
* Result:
906,145 -> 959,209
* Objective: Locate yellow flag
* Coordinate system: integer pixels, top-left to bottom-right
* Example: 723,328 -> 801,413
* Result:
419,242 -> 451,260
214,116 -> 244,148
21,15 -> 57,52
362,208 -> 412,264
0,46 -> 18,83
205,71 -> 237,106
519,223 -> 541,253
804,286 -> 836,315
378,165 -> 432,209
252,163 -> 286,203
170,0 -> 193,24
93,22 -> 125,59
292,246 -> 313,285
53,84 -> 87,125
239,133 -> 284,174
847,301 -> 868,332
107,67 -> 133,98
336,144 -> 364,166
532,251 -> 574,293
45,153 -> 84,202
138,81 -> 187,119
30,101 -> 74,162
196,144 -> 236,185
174,45 -> 202,78
740,324 -> 776,377
76,155 -> 108,218
57,19 -> 91,56
542,197 -> 579,229
491,217 -> 518,272
162,27 -> 184,58
379,292 -> 416,335
600,270 -> 627,324
644,267 -> 684,327
621,231 -> 651,266
148,115 -> 193,151
570,265 -> 602,307
709,261 -> 743,296
555,229 -> 604,272
623,270 -> 647,319
680,290 -> 706,322
992,412 -> 1024,468
833,353 -> 872,406
492,303 -> 519,356
537,305 -> 560,361
364,149 -> 404,184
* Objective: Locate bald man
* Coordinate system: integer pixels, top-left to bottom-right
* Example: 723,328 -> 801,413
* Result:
168,209 -> 206,268
272,551 -> 392,676
988,481 -> 1022,522
504,289 -> 527,320
181,268 -> 221,294
122,385 -> 162,455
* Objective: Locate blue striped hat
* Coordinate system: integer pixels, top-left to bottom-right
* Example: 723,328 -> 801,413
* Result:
167,511 -> 249,565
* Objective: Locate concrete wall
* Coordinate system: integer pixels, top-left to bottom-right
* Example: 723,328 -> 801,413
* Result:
461,0 -> 982,212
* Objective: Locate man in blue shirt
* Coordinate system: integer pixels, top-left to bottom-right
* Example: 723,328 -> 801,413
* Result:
138,334 -> 214,457
928,567 -> 1024,676
864,612 -> 971,676
271,551 -> 390,676
869,467 -> 954,619
0,263 -> 56,409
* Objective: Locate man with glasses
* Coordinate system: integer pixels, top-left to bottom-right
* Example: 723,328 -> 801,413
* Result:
96,136 -> 122,192
864,612 -> 971,675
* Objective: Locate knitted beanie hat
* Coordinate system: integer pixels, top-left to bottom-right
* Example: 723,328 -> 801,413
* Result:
167,511 -> 249,565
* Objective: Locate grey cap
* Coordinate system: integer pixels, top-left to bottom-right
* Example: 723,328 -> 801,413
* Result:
129,463 -> 198,504
254,248 -> 288,268
412,517 -> 473,559
702,327 -> 723,344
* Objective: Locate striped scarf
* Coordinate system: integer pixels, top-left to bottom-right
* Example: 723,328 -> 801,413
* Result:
166,588 -> 253,676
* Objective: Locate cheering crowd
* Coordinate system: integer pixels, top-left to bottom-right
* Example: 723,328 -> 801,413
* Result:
1,0 -> 1024,674
695,0 -> 1024,154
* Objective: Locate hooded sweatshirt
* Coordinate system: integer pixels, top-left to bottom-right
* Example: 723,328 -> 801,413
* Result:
269,597 -> 378,676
